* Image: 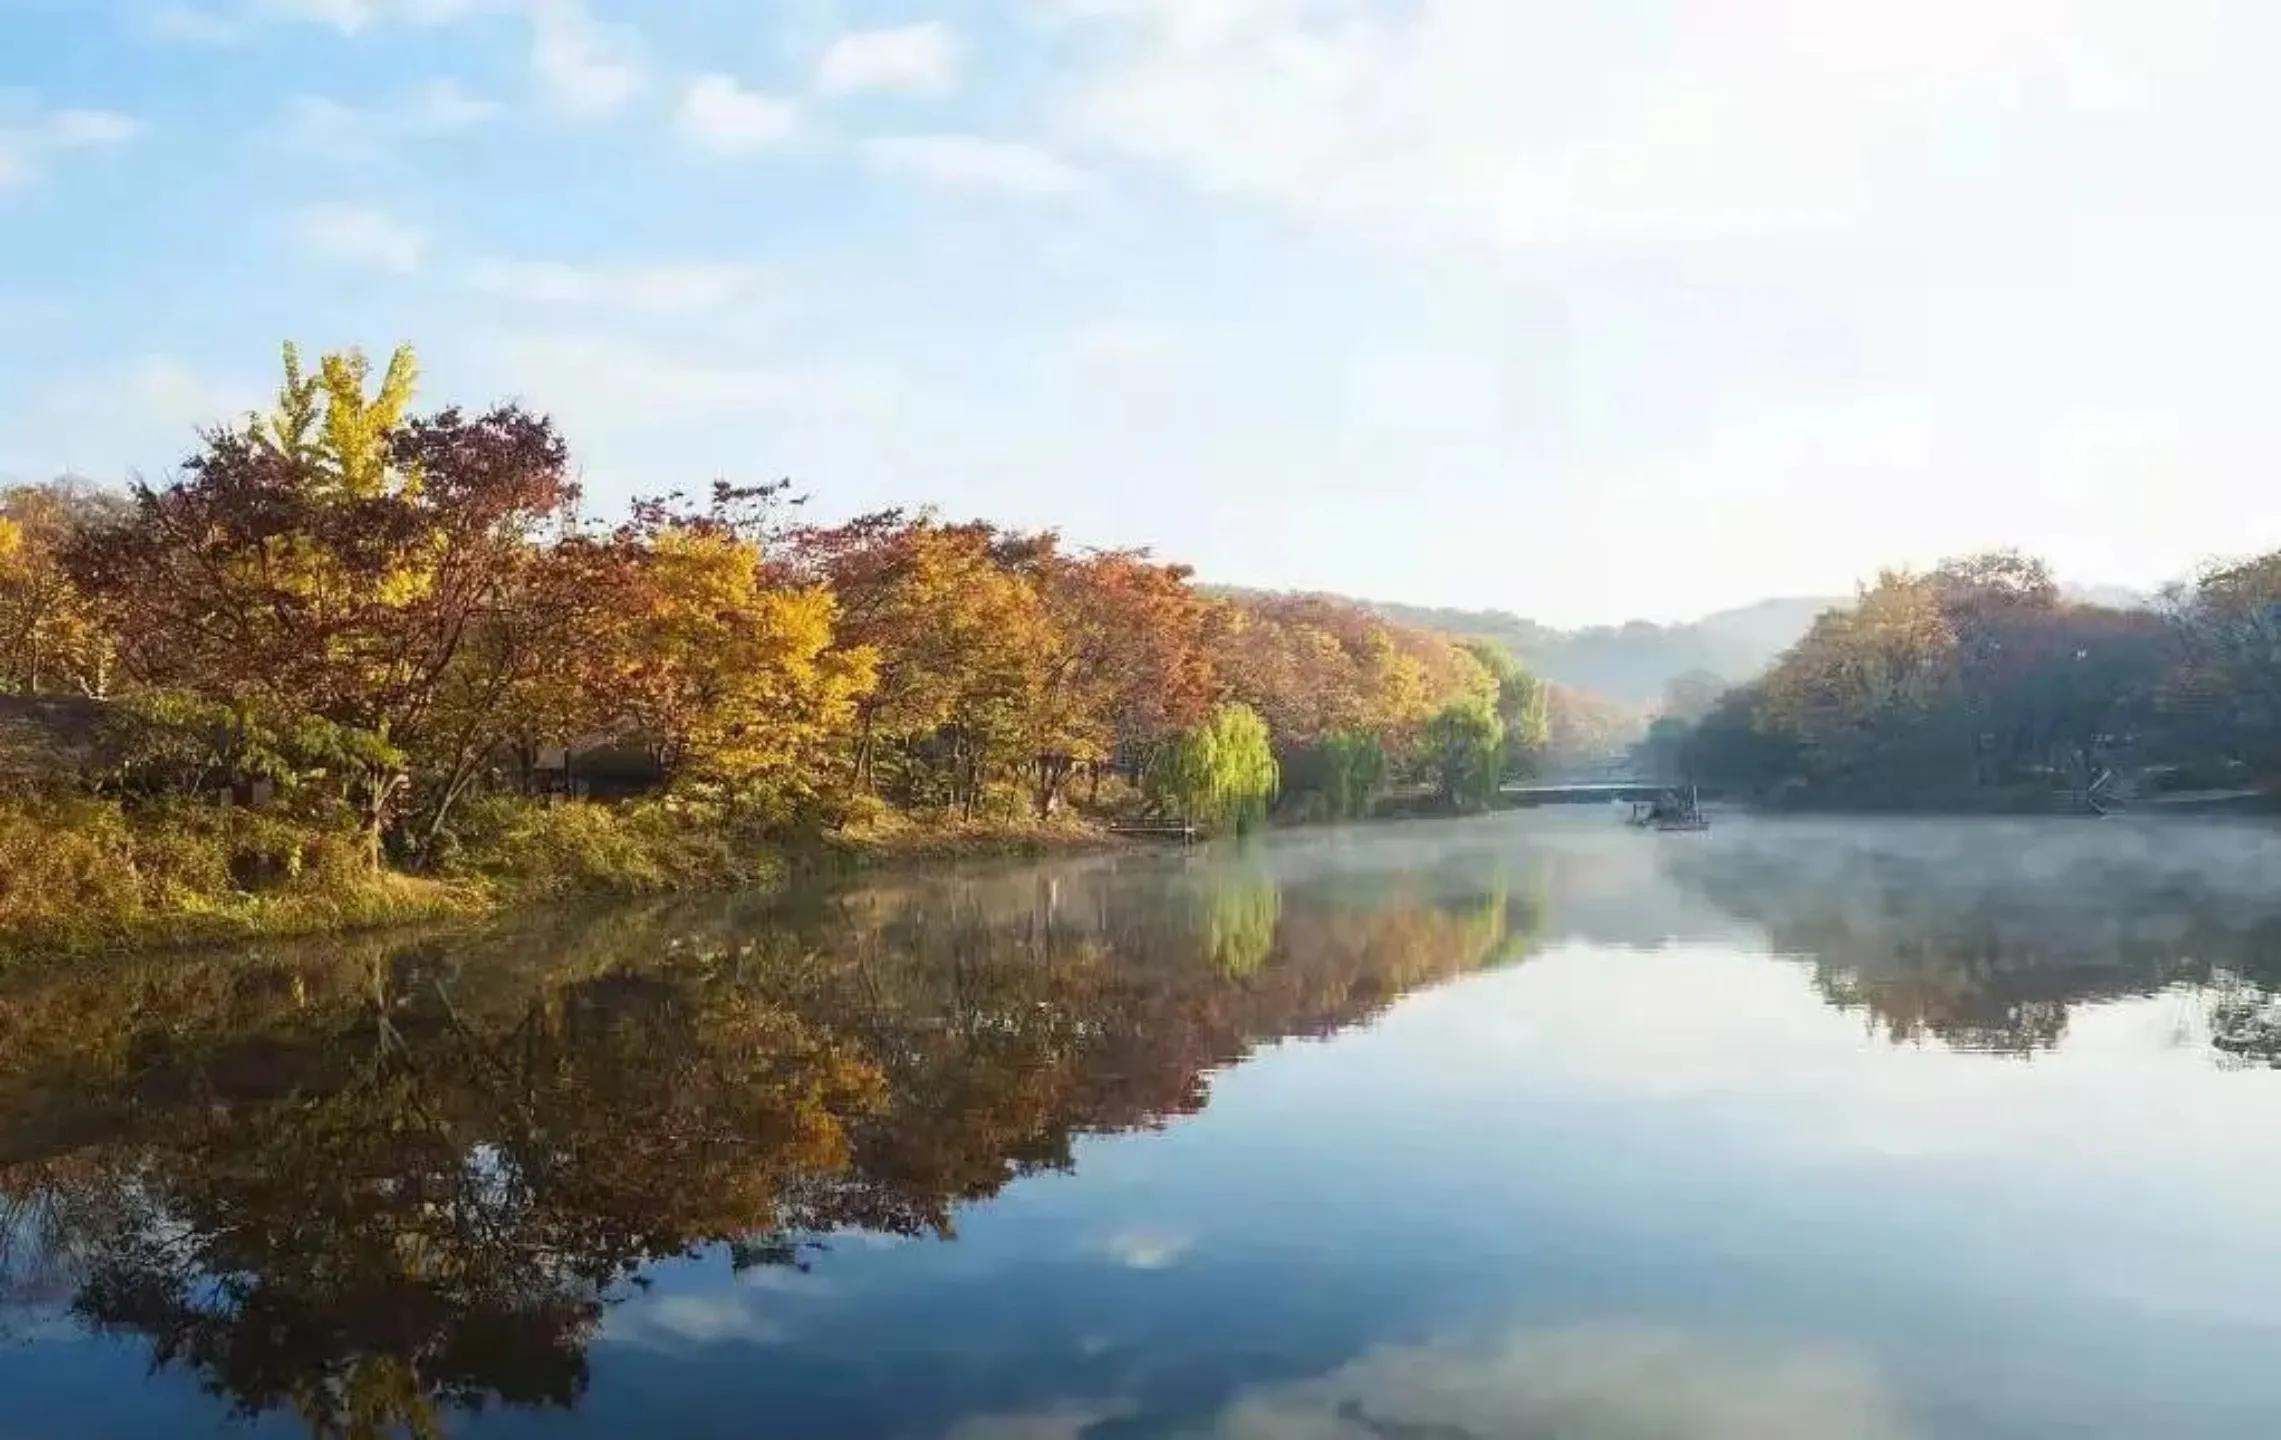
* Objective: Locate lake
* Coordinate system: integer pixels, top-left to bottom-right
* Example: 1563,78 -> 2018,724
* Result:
5,810 -> 2281,1438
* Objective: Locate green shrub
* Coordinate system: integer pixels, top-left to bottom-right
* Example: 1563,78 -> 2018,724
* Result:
1422,697 -> 1505,811
0,796 -> 468,957
433,795 -> 784,900
1280,730 -> 1386,822
1147,703 -> 1279,833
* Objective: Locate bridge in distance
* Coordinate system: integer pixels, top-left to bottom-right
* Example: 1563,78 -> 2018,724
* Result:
1500,779 -> 1671,805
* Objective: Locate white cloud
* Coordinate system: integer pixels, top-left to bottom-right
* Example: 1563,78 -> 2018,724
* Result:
676,74 -> 798,155
138,4 -> 250,45
137,0 -> 473,45
1058,0 -> 2256,254
1095,1226 -> 1191,1270
118,357 -> 260,430
7,356 -> 260,480
291,202 -> 428,273
407,77 -> 502,130
816,22 -> 964,98
482,331 -> 901,425
1070,319 -> 1174,369
862,134 -> 1091,196
635,1293 -> 786,1345
0,102 -> 141,189
247,0 -> 477,33
261,0 -> 382,29
162,0 -> 640,122
1346,351 -> 1510,436
43,110 -> 144,148
466,258 -> 773,314
1208,1322 -> 1915,1440
284,79 -> 500,148
527,0 -> 647,118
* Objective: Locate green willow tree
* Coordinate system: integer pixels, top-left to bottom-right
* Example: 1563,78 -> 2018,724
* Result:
1422,696 -> 1504,810
1460,638 -> 1550,777
1282,728 -> 1387,821
1147,702 -> 1278,832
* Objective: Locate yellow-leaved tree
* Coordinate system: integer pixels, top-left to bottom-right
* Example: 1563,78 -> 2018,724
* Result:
68,341 -> 584,863
791,515 -> 1050,814
0,481 -> 123,697
593,525 -> 876,801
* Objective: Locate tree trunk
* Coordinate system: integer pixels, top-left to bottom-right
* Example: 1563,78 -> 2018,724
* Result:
420,762 -> 484,859
855,712 -> 876,792
1032,754 -> 1072,819
361,771 -> 406,872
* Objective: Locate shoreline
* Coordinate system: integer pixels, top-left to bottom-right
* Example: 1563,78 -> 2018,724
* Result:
12,794 -> 2277,966
0,810 -> 1137,967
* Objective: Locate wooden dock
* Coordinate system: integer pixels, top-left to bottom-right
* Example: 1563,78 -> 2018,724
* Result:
1108,822 -> 1201,843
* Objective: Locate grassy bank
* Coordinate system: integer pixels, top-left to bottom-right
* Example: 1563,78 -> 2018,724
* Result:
0,793 -> 1126,962
820,805 -> 1127,868
0,797 -> 486,958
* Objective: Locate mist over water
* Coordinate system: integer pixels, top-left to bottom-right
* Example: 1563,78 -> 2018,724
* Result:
4,809 -> 2279,1438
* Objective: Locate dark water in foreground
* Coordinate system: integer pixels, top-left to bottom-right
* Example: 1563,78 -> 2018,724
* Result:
5,811 -> 2281,1439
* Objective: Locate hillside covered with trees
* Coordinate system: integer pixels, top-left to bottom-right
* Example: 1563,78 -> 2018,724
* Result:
1368,595 -> 1840,708
0,344 -> 1564,952
1368,587 -> 2155,711
1643,552 -> 2281,810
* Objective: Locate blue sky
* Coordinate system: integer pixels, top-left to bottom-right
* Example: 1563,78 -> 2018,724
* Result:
5,1 -> 2279,626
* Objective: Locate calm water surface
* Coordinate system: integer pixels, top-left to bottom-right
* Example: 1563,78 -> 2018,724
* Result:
6,811 -> 2281,1438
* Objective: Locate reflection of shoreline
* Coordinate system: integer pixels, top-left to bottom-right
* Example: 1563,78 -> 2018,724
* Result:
1652,817 -> 2281,1056
0,841 -> 1536,1436
7,812 -> 2274,1435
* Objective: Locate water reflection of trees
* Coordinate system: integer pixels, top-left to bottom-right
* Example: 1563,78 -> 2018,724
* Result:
0,851 -> 1537,1437
1661,822 -> 2281,1057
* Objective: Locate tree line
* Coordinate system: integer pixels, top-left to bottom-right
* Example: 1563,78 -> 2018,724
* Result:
0,343 -> 1554,878
1643,550 -> 2281,806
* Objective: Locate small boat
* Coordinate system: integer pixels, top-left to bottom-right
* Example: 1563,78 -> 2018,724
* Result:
1626,785 -> 1710,832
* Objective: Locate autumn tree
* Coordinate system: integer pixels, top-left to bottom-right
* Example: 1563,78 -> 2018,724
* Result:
1690,553 -> 2166,803
581,509 -> 873,800
790,515 -> 1051,815
0,480 -> 125,697
1218,594 -> 1491,758
1214,603 -> 1353,745
2166,550 -> 2281,777
1539,684 -> 1645,775
1022,546 -> 1216,816
1755,574 -> 1962,795
68,343 -> 581,861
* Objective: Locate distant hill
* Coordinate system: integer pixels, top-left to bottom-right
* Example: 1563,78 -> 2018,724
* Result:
1214,582 -> 2157,712
1373,582 -> 2155,709
1366,596 -> 1843,708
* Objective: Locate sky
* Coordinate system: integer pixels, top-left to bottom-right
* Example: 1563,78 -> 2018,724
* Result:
3,0 -> 2278,627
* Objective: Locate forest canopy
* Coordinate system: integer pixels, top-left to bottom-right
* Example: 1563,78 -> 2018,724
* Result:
1646,551 -> 2280,809
0,342 -> 1567,914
